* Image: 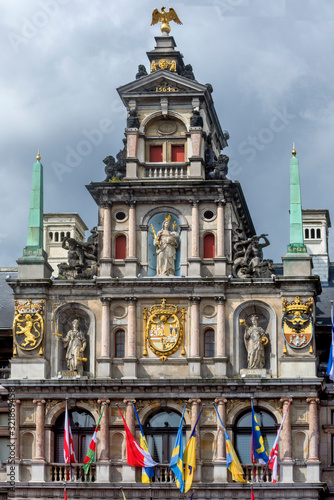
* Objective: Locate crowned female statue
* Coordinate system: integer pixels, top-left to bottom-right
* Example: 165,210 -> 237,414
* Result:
153,214 -> 179,276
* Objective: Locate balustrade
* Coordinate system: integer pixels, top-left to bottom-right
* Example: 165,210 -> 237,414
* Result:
243,464 -> 273,483
49,464 -> 96,483
145,165 -> 187,179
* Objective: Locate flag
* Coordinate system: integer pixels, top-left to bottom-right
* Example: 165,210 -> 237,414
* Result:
183,409 -> 203,493
327,301 -> 334,382
64,403 -> 76,466
121,490 -> 126,500
251,402 -> 268,464
118,408 -> 158,468
133,404 -> 155,483
268,401 -> 291,483
64,487 -> 67,500
251,488 -> 255,500
170,405 -> 186,492
82,405 -> 105,474
213,405 -> 246,483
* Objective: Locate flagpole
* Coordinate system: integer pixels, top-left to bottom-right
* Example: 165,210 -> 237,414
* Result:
67,398 -> 71,482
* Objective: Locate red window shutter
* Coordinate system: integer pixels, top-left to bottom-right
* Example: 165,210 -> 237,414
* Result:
172,145 -> 185,162
115,235 -> 127,259
150,145 -> 163,162
203,233 -> 215,258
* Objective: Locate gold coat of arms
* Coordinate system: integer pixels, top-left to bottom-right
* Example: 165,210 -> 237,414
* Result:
143,299 -> 186,360
282,296 -> 313,350
13,299 -> 45,352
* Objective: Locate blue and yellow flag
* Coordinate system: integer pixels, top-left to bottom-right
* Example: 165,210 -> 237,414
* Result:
133,405 -> 155,483
183,409 -> 203,493
213,405 -> 246,483
170,405 -> 186,492
251,402 -> 268,464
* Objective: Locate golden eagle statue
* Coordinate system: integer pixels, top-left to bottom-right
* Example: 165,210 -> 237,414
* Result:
151,6 -> 182,34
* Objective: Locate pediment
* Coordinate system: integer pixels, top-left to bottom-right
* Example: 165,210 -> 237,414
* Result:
117,71 -> 208,97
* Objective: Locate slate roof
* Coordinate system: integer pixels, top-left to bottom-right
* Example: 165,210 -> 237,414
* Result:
0,268 -> 17,329
315,265 -> 334,326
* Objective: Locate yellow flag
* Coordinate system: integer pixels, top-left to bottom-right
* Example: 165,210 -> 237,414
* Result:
183,434 -> 196,493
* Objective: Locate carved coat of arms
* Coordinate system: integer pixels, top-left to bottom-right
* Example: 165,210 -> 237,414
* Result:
282,296 -> 313,350
13,299 -> 44,352
143,299 -> 186,361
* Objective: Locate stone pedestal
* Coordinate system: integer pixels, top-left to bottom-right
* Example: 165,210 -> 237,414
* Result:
306,461 -> 320,482
30,462 -> 46,482
122,464 -> 136,482
280,357 -> 316,378
214,257 -> 227,276
17,259 -> 53,280
124,258 -> 139,277
100,259 -> 112,277
10,358 -> 48,380
122,359 -> 137,379
7,463 -> 20,484
214,357 -> 228,377
96,359 -> 112,378
240,369 -> 267,377
279,461 -> 294,482
125,160 -> 139,179
282,252 -> 312,277
96,463 -> 111,482
188,257 -> 201,277
189,158 -> 204,178
213,460 -> 227,482
188,358 -> 201,377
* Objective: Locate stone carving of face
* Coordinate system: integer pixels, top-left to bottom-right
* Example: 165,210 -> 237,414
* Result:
163,219 -> 171,231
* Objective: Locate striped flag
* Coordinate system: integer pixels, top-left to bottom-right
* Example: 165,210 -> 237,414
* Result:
268,401 -> 291,482
118,408 -> 158,468
251,402 -> 268,464
327,301 -> 334,382
170,405 -> 186,492
64,403 -> 76,466
183,409 -> 203,493
133,404 -> 155,483
82,405 -> 105,474
213,405 -> 246,483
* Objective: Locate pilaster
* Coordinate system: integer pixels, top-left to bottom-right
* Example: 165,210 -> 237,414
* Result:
306,397 -> 320,482
124,202 -> 139,277
189,201 -> 201,277
123,298 -> 138,379
214,398 -> 227,482
214,297 -> 227,377
100,203 -> 113,277
279,398 -> 293,483
96,399 -> 111,482
31,399 -> 46,482
188,297 -> 201,377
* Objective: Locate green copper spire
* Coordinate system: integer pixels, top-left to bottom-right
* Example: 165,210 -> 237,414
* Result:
287,144 -> 307,253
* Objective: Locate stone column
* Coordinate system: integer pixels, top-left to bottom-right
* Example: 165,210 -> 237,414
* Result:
214,297 -> 227,377
189,201 -> 201,276
124,298 -> 137,379
214,398 -> 227,482
189,297 -> 201,377
306,397 -> 320,482
122,399 -> 136,483
125,203 -> 138,277
125,129 -> 139,179
31,399 -> 46,482
189,399 -> 202,482
100,203 -> 112,276
96,399 -> 111,482
214,200 -> 227,276
97,298 -> 112,378
279,398 -> 293,483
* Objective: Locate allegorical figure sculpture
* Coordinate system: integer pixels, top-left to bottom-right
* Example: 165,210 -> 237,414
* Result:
232,231 -> 275,279
240,315 -> 268,369
62,319 -> 87,372
57,228 -> 98,280
152,215 -> 179,276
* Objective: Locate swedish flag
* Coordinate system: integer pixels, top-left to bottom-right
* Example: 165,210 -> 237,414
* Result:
133,405 -> 155,483
251,402 -> 268,464
170,406 -> 186,492
183,409 -> 203,493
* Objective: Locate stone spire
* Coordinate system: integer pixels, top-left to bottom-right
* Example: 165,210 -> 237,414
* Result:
283,145 -> 312,277
287,144 -> 307,253
17,151 -> 53,279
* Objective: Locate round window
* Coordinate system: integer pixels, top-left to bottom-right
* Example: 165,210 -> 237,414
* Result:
115,211 -> 126,222
203,210 -> 214,221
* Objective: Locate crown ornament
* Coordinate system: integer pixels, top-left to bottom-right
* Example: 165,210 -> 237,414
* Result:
282,296 -> 313,314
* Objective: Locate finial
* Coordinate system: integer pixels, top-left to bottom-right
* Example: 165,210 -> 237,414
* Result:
292,143 -> 297,156
36,149 -> 41,161
151,6 -> 182,34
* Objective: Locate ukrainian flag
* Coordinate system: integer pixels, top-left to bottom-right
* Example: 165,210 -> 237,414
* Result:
213,405 -> 246,483
251,402 -> 268,464
133,405 -> 155,483
170,406 -> 186,492
183,409 -> 203,493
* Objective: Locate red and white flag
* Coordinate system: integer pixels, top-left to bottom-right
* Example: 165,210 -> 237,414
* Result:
118,408 -> 158,468
268,401 -> 291,482
251,488 -> 255,500
64,404 -> 76,465
64,487 -> 67,500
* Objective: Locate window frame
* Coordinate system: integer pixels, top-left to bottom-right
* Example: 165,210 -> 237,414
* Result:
203,328 -> 215,357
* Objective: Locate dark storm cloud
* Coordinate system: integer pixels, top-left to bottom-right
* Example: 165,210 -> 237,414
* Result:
1,0 -> 334,265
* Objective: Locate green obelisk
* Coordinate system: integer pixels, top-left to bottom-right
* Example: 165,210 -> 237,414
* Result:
17,151 -> 53,279
283,144 -> 312,276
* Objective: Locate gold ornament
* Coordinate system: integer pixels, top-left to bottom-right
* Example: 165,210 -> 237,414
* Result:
13,299 -> 45,352
151,7 -> 182,34
282,296 -> 313,350
143,299 -> 186,360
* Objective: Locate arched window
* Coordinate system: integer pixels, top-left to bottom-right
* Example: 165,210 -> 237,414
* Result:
305,228 -> 309,239
115,235 -> 127,259
144,408 -> 185,464
234,409 -> 276,464
55,232 -> 59,242
54,409 -> 95,463
203,233 -> 215,258
115,329 -> 125,358
311,228 -> 315,239
316,228 -> 321,239
61,232 -> 65,241
49,232 -> 53,242
67,231 -> 71,238
204,329 -> 215,357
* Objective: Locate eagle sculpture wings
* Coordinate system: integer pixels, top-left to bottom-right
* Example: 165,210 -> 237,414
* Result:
151,7 -> 182,33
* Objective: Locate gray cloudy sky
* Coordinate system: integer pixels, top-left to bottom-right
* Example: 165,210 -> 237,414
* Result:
1,0 -> 334,266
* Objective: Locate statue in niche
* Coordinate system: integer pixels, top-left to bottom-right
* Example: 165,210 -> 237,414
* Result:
240,315 -> 268,369
62,319 -> 87,372
152,214 -> 179,276
232,231 -> 275,279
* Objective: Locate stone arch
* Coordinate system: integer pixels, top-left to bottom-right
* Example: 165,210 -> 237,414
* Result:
138,401 -> 191,427
140,111 -> 190,134
51,302 -> 96,377
142,206 -> 188,228
114,232 -> 127,260
21,431 -> 34,459
45,401 -> 100,427
227,400 -> 281,427
233,300 -> 277,376
201,431 -> 216,460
